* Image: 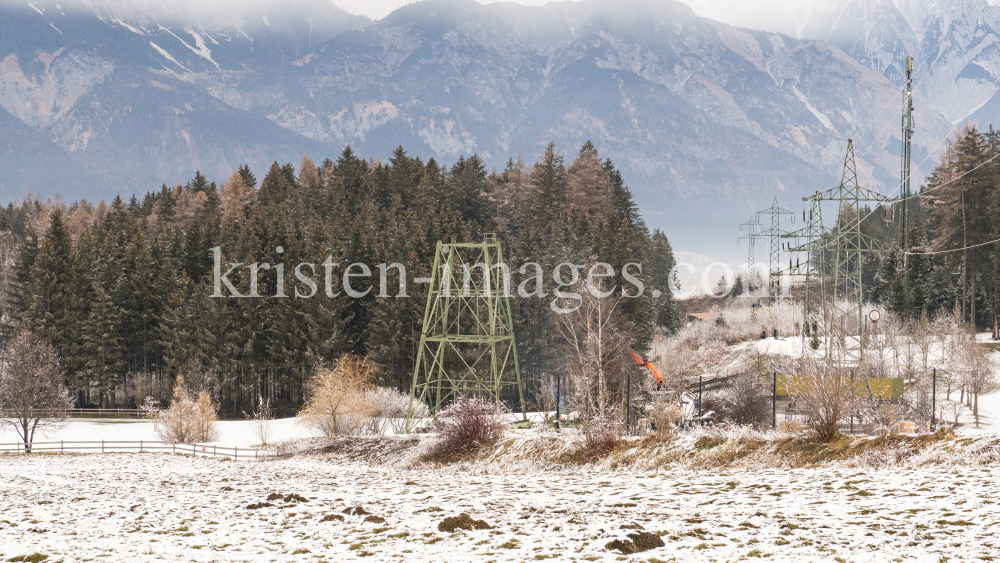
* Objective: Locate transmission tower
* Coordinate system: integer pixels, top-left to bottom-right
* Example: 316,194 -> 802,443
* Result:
407,234 -> 525,426
899,54 -> 914,253
737,216 -> 761,286
755,197 -> 794,297
803,139 -> 890,367
785,196 -> 827,338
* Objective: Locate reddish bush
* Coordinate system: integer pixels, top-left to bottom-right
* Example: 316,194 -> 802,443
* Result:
431,396 -> 508,455
581,414 -> 624,455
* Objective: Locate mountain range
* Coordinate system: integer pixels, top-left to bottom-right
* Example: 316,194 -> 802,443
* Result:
0,0 -> 977,259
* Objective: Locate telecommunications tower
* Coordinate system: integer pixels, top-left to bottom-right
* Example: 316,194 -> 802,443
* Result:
899,54 -> 915,252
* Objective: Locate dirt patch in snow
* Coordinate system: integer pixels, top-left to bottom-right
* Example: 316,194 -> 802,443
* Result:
606,531 -> 665,554
438,513 -> 492,532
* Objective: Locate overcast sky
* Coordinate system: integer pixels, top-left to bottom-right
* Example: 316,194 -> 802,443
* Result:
330,1 -> 804,31
331,0 -> 571,20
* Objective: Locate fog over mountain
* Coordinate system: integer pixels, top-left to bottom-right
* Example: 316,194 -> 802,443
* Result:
0,0 -> 960,259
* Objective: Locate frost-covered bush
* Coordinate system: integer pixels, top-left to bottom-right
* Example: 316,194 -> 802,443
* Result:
156,377 -> 221,443
665,298 -> 804,348
581,413 -> 624,455
244,394 -> 275,446
367,386 -> 427,434
431,396 -> 508,455
644,398 -> 685,435
784,359 -> 866,442
700,370 -> 772,427
299,356 -> 375,437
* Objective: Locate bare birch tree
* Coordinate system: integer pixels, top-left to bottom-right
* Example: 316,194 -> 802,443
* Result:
555,277 -> 634,421
0,331 -> 73,451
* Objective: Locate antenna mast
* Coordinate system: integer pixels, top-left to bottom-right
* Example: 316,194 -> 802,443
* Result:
900,55 -> 914,252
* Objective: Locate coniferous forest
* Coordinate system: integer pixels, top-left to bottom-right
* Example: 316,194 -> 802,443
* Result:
0,142 -> 681,415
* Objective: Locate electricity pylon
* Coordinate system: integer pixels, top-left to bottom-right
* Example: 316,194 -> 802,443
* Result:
785,196 -> 826,327
755,197 -> 794,298
406,234 -> 525,427
803,139 -> 890,367
737,216 -> 762,287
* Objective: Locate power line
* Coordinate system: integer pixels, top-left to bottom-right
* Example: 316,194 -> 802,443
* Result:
898,149 -> 1000,205
905,237 -> 1000,256
817,69 -> 1000,251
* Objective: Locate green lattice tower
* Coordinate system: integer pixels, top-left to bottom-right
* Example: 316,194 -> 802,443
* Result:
406,234 -> 525,426
805,139 -> 890,367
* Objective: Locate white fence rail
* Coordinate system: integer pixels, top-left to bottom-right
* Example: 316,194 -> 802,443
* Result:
0,408 -> 146,418
0,440 -> 275,460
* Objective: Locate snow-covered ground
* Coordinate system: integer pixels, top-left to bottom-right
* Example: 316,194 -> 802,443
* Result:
1,453 -> 998,562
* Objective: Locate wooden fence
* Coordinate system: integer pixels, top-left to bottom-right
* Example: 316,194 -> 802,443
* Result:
63,408 -> 145,418
0,440 -> 275,460
0,408 -> 146,418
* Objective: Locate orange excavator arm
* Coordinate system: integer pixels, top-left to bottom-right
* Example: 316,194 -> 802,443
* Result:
646,362 -> 663,386
628,348 -> 663,386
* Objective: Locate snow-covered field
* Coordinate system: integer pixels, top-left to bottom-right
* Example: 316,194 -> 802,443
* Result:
1,452 -> 998,562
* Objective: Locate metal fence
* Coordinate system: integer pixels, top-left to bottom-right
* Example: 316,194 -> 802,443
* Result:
0,440 -> 274,460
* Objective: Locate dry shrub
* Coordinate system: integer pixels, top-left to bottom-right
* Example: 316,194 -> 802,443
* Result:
644,396 -> 684,436
581,413 -> 625,455
367,386 -> 427,435
299,356 -> 376,437
701,370 -> 772,427
156,377 -> 221,443
244,394 -> 275,446
430,395 -> 508,456
783,358 -> 865,443
125,371 -> 171,408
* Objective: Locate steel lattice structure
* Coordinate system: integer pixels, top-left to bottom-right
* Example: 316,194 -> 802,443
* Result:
899,54 -> 915,253
795,139 -> 890,367
737,216 -> 762,285
785,196 -> 826,325
755,197 -> 795,297
406,234 -> 525,425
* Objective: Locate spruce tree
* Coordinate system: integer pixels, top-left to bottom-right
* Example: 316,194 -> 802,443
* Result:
238,164 -> 257,190
648,229 -> 680,332
81,285 -> 124,407
24,209 -> 79,379
258,162 -> 297,208
530,142 -> 568,221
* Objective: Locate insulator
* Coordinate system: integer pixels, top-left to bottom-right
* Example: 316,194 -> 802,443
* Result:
803,210 -> 806,221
